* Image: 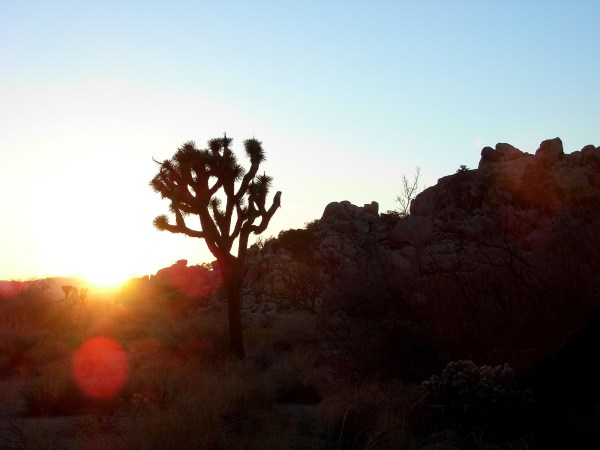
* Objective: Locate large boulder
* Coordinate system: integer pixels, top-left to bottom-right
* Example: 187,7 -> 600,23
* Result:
154,259 -> 219,298
496,142 -> 524,162
390,215 -> 434,248
536,137 -> 564,163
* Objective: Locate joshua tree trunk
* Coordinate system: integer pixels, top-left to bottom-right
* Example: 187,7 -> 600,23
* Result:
221,257 -> 244,359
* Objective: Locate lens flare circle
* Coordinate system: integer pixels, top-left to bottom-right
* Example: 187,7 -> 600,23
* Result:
72,336 -> 128,399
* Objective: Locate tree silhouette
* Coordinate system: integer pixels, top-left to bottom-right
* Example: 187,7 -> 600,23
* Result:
396,167 -> 422,217
150,135 -> 281,358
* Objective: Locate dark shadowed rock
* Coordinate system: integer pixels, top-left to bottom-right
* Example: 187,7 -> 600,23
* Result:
363,201 -> 379,216
582,144 -> 600,168
479,146 -> 500,171
154,259 -> 219,298
241,137 -> 600,373
321,201 -> 352,222
536,137 -> 564,163
390,215 -> 434,248
495,142 -> 524,162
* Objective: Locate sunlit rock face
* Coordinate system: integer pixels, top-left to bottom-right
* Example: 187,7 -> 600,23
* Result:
243,137 -> 600,371
153,259 -> 220,299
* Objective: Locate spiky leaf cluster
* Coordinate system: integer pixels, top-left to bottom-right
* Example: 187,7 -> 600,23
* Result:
150,135 -> 280,259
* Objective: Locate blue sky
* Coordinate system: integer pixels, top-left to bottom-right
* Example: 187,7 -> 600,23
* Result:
1,0 -> 599,282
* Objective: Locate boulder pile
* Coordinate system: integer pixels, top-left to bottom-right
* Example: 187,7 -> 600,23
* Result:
245,137 -> 600,298
153,259 -> 220,299
241,138 -> 600,368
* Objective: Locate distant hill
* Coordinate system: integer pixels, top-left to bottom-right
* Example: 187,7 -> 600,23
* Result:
0,277 -> 89,300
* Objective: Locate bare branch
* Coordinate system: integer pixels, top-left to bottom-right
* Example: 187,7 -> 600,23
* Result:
395,167 -> 423,217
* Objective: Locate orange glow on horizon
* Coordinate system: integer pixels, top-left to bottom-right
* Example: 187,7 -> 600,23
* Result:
80,271 -> 129,292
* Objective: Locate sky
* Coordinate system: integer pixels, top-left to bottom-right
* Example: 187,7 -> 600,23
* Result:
1,0 -> 599,284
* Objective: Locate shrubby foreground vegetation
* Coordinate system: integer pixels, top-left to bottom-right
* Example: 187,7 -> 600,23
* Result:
0,279 -> 544,449
0,283 -> 322,449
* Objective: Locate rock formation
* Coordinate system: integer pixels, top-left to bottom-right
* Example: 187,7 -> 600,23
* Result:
123,259 -> 221,303
153,259 -> 220,299
241,138 -> 600,370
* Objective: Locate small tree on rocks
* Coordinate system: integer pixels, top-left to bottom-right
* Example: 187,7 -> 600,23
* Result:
150,134 -> 281,358
396,167 -> 422,217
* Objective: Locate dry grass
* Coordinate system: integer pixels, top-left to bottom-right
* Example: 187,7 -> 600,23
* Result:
0,417 -> 68,450
62,360 -> 290,450
262,345 -> 332,404
319,381 -> 425,450
0,286 -> 304,448
0,282 -> 543,449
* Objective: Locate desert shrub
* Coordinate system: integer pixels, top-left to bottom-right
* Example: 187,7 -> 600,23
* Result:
105,307 -> 152,343
99,361 -> 288,450
176,334 -> 221,363
127,337 -> 173,370
0,335 -> 27,377
24,335 -> 71,373
243,312 -> 325,372
158,290 -> 205,319
273,227 -> 319,262
253,234 -> 275,249
0,418 -> 67,450
420,360 -> 535,445
177,319 -> 229,363
0,285 -> 55,331
262,346 -> 330,404
319,381 -> 422,450
303,218 -> 320,230
19,365 -> 86,416
124,361 -> 177,411
0,330 -> 62,377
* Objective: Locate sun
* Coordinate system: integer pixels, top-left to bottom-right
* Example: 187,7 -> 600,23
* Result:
29,151 -> 170,288
74,242 -> 149,292
81,268 -> 129,292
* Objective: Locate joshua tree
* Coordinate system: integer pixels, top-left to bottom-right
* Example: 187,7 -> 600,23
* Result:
150,134 -> 281,358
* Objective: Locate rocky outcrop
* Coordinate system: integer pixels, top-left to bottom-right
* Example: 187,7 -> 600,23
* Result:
412,138 -> 600,250
143,259 -> 220,299
241,200 -> 396,312
242,138 -> 600,369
